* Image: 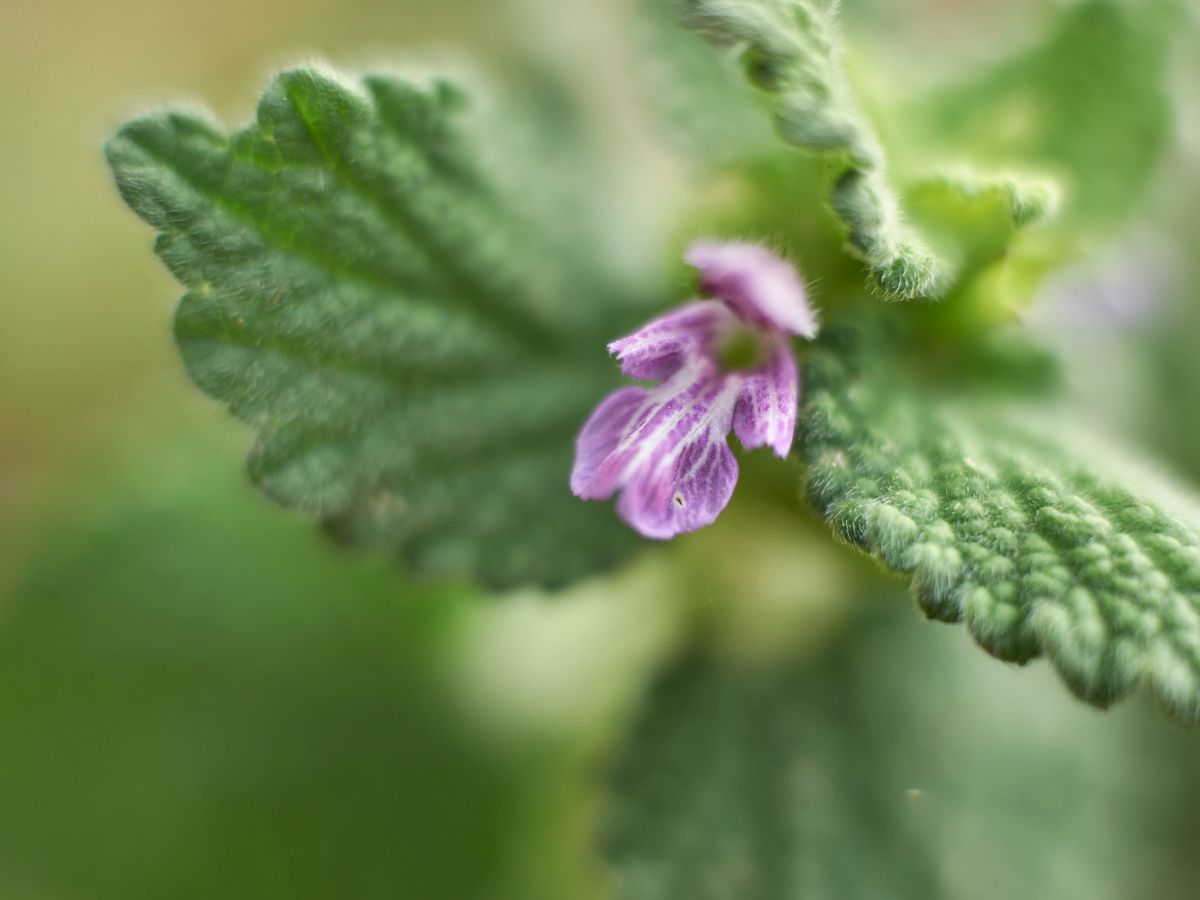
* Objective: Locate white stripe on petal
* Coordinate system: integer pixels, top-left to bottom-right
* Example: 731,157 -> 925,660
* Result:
576,356 -> 743,539
617,379 -> 741,540
732,333 -> 799,458
607,300 -> 736,381
571,386 -> 649,499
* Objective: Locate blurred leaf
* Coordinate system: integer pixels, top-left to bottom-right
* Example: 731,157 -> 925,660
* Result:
0,427 -> 594,900
106,66 -> 644,589
889,0 -> 1180,321
913,0 -> 1176,229
801,326 -> 1200,722
603,652 -> 942,900
636,0 -> 776,167
603,600 -> 1200,900
902,168 -> 1059,309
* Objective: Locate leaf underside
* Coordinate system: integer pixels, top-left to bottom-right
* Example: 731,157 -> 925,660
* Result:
106,67 -> 642,588
604,652 -> 943,900
800,329 -> 1200,722
604,609 -> 1200,899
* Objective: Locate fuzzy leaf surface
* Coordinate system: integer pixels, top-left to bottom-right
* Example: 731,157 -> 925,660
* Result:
800,329 -> 1200,721
679,0 -> 1060,301
106,67 -> 644,588
681,0 -> 945,299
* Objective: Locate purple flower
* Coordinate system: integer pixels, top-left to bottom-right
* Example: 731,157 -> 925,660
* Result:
571,241 -> 817,539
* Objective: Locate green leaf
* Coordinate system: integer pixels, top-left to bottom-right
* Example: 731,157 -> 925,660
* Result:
603,653 -> 942,899
800,327 -> 1200,721
636,0 -> 777,167
675,1 -> 1057,303
681,0 -> 945,300
903,170 -> 1058,281
912,0 -> 1176,229
878,0 -> 1179,321
0,425 -> 591,900
106,66 -> 643,588
680,0 -> 1179,309
603,602 -> 1200,899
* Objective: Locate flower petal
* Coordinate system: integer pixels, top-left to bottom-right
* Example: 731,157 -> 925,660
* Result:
585,358 -> 718,498
571,385 -> 649,499
732,334 -> 799,458
685,240 -> 818,338
587,361 -> 741,540
607,300 -> 736,381
616,414 -> 738,540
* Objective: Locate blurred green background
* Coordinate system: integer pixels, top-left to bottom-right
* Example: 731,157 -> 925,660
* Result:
4,0 -> 1200,897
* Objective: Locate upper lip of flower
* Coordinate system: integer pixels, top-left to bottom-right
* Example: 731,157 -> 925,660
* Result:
571,240 -> 817,540
685,240 -> 819,339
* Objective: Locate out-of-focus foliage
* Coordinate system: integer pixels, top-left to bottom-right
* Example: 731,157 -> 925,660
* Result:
892,0 -> 1179,319
0,423 -> 602,900
907,0 -> 1175,230
635,0 -> 776,167
604,600 -> 1200,900
106,68 -> 646,590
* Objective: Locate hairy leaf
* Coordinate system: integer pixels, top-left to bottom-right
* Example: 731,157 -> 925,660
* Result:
681,0 -> 945,299
603,603 -> 1200,899
801,328 -> 1200,721
676,0 -> 1057,302
106,67 -> 644,588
